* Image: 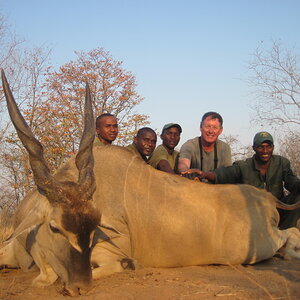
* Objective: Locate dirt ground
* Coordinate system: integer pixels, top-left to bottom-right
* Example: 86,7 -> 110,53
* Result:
1,257 -> 299,300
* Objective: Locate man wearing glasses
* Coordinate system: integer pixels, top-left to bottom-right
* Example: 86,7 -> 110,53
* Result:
178,111 -> 232,177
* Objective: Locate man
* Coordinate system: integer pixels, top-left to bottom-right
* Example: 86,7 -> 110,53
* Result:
126,127 -> 157,162
148,123 -> 182,174
178,112 -> 232,178
94,113 -> 118,146
197,131 -> 300,229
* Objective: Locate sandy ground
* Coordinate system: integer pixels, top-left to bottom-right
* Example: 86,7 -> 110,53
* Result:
1,257 -> 300,300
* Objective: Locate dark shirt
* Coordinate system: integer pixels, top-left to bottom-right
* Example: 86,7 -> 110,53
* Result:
214,155 -> 300,200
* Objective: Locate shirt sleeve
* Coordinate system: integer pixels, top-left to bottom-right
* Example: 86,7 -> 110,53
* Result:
225,145 -> 232,166
223,144 -> 232,166
215,162 -> 242,184
148,146 -> 169,168
179,140 -> 194,160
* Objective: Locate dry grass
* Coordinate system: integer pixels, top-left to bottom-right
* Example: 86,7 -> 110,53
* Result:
0,211 -> 13,244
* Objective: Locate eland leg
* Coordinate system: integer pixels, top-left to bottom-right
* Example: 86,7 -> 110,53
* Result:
282,227 -> 300,260
30,244 -> 58,286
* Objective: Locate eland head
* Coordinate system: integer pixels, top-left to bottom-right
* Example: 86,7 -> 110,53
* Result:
1,69 -> 100,295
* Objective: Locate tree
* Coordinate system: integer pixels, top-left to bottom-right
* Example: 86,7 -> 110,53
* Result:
248,40 -> 300,173
0,46 -> 52,206
0,13 -> 23,136
33,47 -> 148,170
278,132 -> 300,177
0,12 -> 36,211
248,40 -> 300,129
222,134 -> 253,162
0,45 -> 148,209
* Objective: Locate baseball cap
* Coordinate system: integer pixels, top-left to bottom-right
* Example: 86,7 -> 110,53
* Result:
162,123 -> 182,134
253,131 -> 274,148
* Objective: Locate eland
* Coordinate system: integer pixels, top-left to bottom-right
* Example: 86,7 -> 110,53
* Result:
1,69 -> 300,296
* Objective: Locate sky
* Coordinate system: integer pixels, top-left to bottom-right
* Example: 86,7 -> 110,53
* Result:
1,0 -> 300,148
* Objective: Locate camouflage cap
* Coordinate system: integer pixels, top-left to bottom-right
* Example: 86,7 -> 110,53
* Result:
162,123 -> 182,134
253,131 -> 274,148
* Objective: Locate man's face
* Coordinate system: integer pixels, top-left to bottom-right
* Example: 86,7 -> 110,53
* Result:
200,116 -> 223,145
96,116 -> 118,144
161,127 -> 181,150
254,142 -> 274,163
134,131 -> 157,157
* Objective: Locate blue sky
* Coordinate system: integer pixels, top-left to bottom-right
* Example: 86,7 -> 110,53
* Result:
1,0 -> 300,147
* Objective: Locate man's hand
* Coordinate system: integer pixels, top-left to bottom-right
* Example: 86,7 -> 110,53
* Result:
180,169 -> 217,183
180,169 -> 204,181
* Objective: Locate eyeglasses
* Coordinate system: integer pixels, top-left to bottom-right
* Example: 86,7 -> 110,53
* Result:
202,125 -> 221,131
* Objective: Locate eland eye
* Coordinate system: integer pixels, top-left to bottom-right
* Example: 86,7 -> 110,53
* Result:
49,224 -> 61,234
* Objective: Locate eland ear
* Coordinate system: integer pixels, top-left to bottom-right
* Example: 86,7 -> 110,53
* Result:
99,214 -> 121,234
5,199 -> 50,243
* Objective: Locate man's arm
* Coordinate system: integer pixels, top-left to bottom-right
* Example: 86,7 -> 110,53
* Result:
201,171 -> 216,182
157,160 -> 176,174
181,163 -> 241,184
177,158 -> 191,173
178,158 -> 207,180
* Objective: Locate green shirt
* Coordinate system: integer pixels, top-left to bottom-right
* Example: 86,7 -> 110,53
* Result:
148,144 -> 179,171
214,155 -> 300,200
93,137 -> 106,147
126,143 -> 148,162
179,137 -> 232,172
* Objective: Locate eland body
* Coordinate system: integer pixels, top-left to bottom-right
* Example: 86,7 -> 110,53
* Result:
1,70 -> 300,296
